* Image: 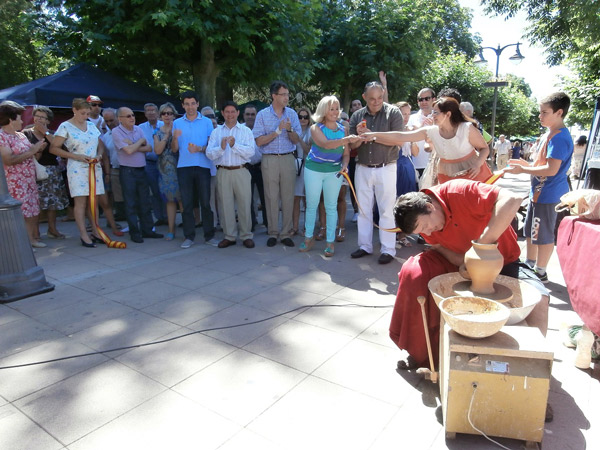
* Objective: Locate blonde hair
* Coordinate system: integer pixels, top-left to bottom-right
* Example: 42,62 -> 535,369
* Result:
312,95 -> 340,123
72,98 -> 91,110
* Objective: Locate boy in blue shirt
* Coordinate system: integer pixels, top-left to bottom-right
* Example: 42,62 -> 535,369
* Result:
505,92 -> 573,283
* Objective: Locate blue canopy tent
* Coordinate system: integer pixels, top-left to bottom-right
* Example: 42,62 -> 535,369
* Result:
0,63 -> 181,112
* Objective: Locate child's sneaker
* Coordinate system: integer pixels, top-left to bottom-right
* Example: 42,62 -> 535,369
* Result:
534,270 -> 549,284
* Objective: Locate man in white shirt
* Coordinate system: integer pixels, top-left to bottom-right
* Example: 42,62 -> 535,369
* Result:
87,95 -> 106,134
206,101 -> 256,248
407,88 -> 436,177
100,108 -> 125,222
494,134 -> 512,170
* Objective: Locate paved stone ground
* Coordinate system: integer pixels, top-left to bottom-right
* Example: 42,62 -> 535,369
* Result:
0,173 -> 597,449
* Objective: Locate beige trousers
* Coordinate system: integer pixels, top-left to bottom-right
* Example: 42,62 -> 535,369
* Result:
261,153 -> 296,239
216,167 -> 253,241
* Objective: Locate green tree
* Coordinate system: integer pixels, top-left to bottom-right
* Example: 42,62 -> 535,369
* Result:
422,53 -> 539,137
0,0 -> 64,89
482,0 -> 600,127
311,0 -> 479,112
46,0 -> 321,107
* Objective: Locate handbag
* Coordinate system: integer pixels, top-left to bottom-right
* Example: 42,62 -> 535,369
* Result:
555,189 -> 600,220
294,150 -> 304,177
34,159 -> 49,181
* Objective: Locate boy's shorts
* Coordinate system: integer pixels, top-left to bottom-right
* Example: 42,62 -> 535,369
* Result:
524,201 -> 559,245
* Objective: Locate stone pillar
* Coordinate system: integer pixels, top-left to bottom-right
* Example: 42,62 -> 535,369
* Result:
0,157 -> 54,302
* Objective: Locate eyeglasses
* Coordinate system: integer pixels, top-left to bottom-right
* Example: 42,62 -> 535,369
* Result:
33,115 -> 49,120
90,103 -> 102,107
119,114 -> 135,118
275,92 -> 290,97
298,115 -> 309,120
417,96 -> 432,102
161,111 -> 174,116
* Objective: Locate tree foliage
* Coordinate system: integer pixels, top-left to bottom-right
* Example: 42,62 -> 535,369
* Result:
46,0 -> 321,107
311,0 -> 479,112
422,53 -> 539,137
0,0 -> 64,89
482,0 -> 600,127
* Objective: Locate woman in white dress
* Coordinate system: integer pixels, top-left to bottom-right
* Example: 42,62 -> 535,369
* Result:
51,98 -> 107,247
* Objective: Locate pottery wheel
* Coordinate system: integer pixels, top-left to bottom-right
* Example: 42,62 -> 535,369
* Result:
452,281 -> 514,303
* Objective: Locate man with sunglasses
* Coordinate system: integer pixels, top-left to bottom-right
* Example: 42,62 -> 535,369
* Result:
349,81 -> 403,264
86,95 -> 106,134
112,107 -> 163,243
407,88 -> 436,177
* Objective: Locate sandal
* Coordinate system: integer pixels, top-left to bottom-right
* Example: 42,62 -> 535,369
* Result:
165,232 -> 174,241
324,244 -> 335,257
397,356 -> 418,371
290,229 -> 298,236
315,227 -> 326,241
47,231 -> 65,239
299,237 -> 315,252
335,227 -> 345,242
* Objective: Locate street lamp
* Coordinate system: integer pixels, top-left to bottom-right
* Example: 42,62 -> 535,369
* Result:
475,43 -> 525,144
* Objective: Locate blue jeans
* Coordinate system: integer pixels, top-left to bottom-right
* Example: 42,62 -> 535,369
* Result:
145,160 -> 166,221
304,167 -> 342,243
177,166 -> 214,241
119,166 -> 154,238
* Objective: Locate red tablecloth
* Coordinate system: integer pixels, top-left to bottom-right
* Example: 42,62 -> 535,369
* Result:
557,216 -> 600,335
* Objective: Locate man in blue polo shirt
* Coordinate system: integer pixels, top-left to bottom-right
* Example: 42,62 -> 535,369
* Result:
253,80 -> 301,247
172,91 -> 218,249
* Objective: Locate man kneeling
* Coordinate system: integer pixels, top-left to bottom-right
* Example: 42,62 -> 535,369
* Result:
390,179 -> 546,370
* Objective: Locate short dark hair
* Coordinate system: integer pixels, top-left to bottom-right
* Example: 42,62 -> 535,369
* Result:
576,135 -> 587,146
393,191 -> 433,234
0,101 -> 25,126
270,81 -> 288,96
540,92 -> 570,118
33,105 -> 54,121
221,101 -> 239,112
180,91 -> 198,103
437,87 -> 461,103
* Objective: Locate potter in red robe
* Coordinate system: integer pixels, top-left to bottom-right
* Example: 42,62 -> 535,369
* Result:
390,180 -> 521,368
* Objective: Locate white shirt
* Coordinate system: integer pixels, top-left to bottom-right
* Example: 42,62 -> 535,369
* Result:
494,139 -> 511,155
100,128 -> 119,168
407,110 -> 431,169
206,122 -> 256,166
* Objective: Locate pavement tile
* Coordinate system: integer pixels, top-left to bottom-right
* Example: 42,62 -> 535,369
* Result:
195,276 -> 276,302
142,291 -> 235,327
0,305 -> 28,326
356,309 -> 397,349
67,390 -> 241,450
199,255 -> 265,275
116,329 -> 236,387
0,317 -> 64,359
121,258 -> 184,278
33,296 -> 134,335
247,376 -> 397,450
292,297 -> 390,337
242,284 -> 328,317
243,319 -> 353,373
14,360 -> 166,445
0,404 -> 64,450
0,337 -> 108,402
5,284 -> 94,317
330,276 -> 398,306
217,428 -> 281,450
160,267 -> 230,290
104,279 -> 190,309
280,269 -> 359,296
69,310 -> 181,354
39,258 -> 111,281
174,349 -> 307,426
239,263 -> 310,285
66,269 -> 148,295
188,303 -> 290,348
313,338 -> 413,406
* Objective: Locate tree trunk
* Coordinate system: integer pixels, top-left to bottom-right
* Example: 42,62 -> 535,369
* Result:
192,41 -> 220,108
215,76 -> 234,111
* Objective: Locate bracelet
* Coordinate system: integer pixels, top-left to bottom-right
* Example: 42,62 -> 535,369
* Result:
275,129 -> 282,135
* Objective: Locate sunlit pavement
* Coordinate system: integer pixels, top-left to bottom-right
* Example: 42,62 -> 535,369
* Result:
0,173 -> 597,449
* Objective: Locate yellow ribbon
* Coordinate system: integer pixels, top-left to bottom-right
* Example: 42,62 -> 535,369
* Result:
88,160 -> 126,249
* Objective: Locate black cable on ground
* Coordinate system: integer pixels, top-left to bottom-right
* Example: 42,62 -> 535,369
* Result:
0,302 -> 393,370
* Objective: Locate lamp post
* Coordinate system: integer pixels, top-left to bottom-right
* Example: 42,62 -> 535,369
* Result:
475,43 -> 525,143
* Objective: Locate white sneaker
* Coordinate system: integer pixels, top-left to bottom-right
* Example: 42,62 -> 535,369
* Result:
121,226 -> 129,233
352,213 -> 359,223
181,239 -> 194,249
206,238 -> 220,247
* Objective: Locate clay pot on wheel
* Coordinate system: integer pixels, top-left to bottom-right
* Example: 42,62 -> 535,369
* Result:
464,240 -> 503,295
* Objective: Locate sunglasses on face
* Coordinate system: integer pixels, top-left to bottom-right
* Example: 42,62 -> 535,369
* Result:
161,111 -> 174,116
298,115 -> 309,120
90,103 -> 102,107
417,96 -> 432,102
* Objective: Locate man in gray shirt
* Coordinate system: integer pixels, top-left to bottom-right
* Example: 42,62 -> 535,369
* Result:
349,81 -> 403,264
